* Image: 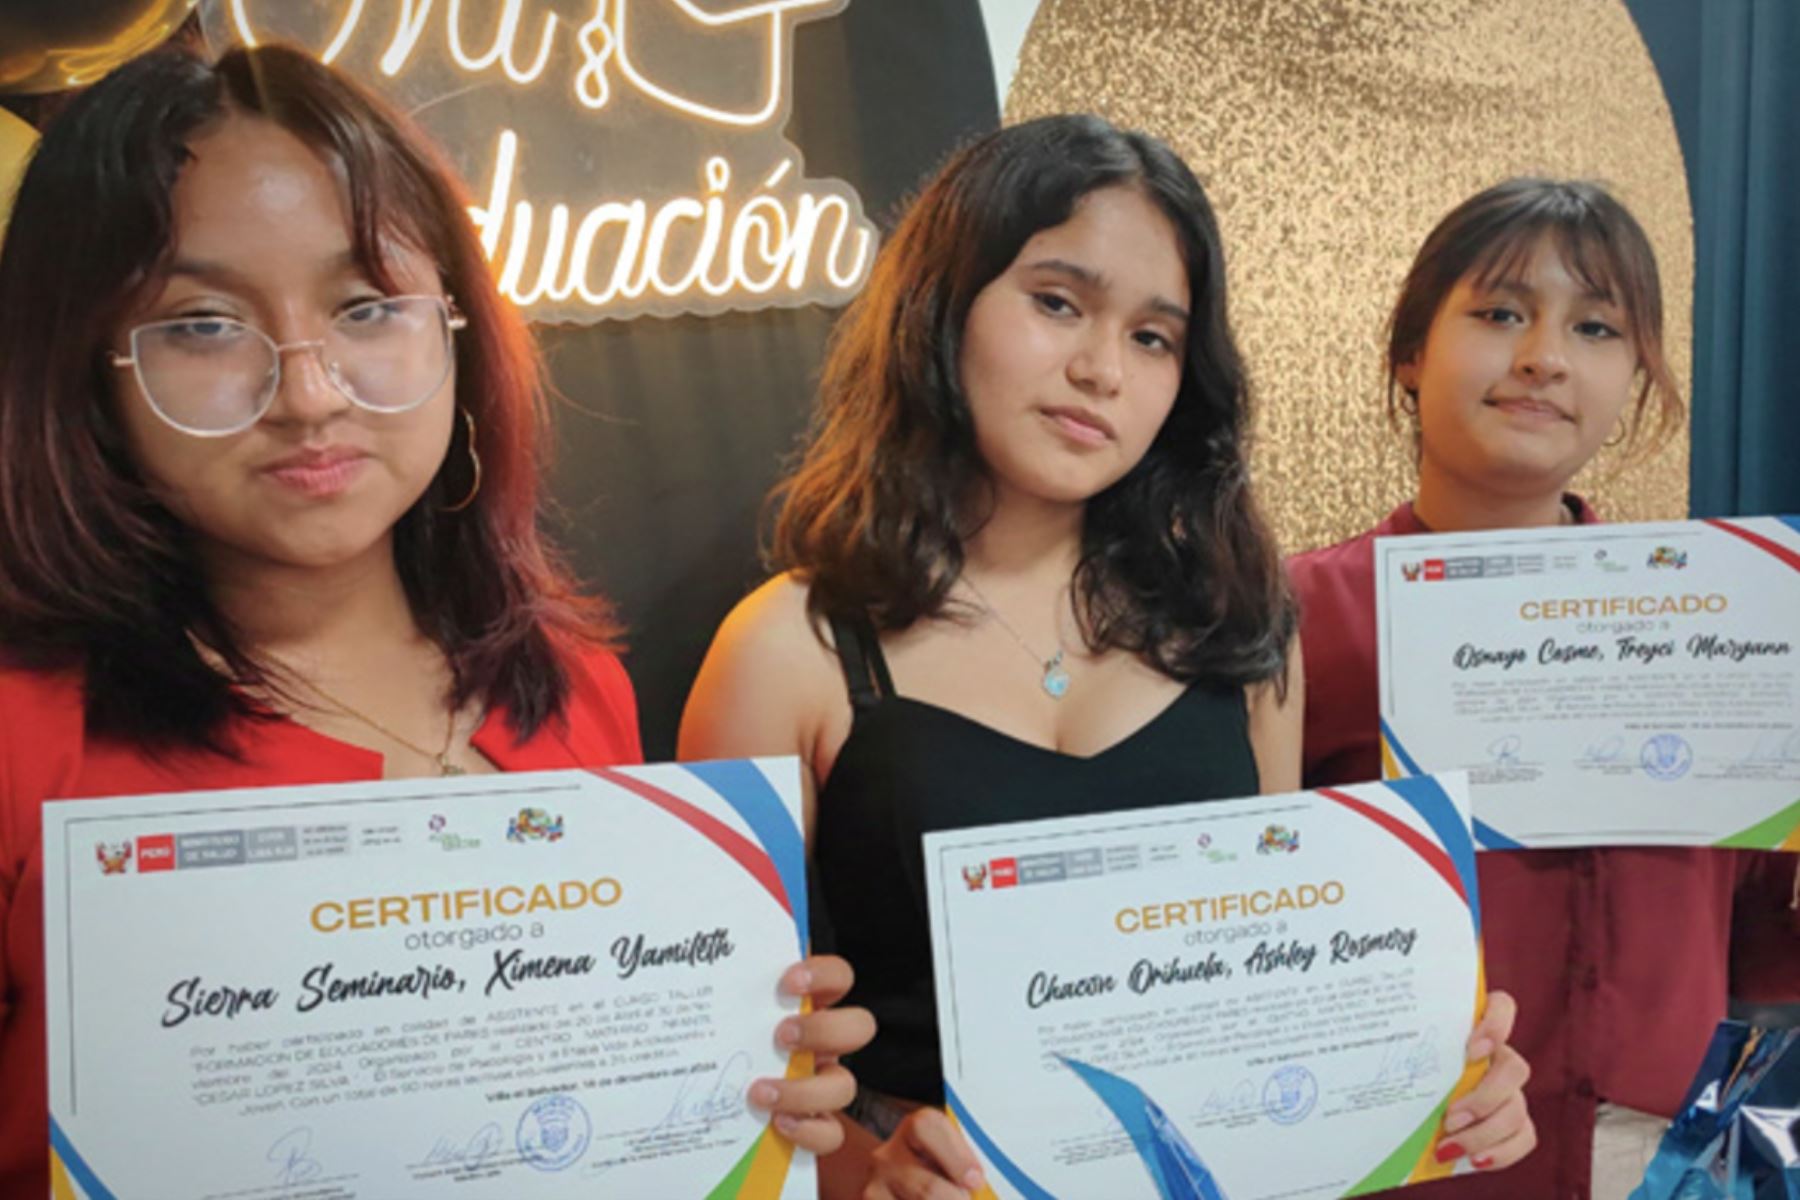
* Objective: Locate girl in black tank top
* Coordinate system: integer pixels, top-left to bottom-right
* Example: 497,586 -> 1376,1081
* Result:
681,116 -> 1525,1196
815,612 -> 1259,1106
682,116 -> 1303,1195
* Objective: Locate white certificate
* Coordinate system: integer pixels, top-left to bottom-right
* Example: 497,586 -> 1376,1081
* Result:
43,761 -> 815,1199
1376,517 -> 1800,850
925,775 -> 1484,1199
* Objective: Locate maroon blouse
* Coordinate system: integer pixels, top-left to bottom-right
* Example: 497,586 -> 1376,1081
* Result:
1290,500 -> 1800,1200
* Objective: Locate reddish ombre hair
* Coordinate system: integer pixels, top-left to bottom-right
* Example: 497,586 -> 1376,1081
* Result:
0,44 -> 613,748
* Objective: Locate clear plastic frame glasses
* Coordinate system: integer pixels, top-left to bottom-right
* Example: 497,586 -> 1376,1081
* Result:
108,294 -> 467,437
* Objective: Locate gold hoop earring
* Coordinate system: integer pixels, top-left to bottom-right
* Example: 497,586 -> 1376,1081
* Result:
443,408 -> 482,512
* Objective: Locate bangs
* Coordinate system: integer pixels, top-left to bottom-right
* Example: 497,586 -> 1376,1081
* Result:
1386,176 -> 1681,455
333,135 -> 455,295
1468,220 -> 1628,313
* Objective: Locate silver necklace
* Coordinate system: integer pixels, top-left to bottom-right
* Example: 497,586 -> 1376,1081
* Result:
961,576 -> 1072,699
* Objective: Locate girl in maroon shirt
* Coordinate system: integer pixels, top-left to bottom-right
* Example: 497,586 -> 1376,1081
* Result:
0,44 -> 872,1196
1291,178 -> 1799,1200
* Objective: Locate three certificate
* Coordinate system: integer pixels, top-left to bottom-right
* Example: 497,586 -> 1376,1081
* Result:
43,761 -> 814,1199
925,775 -> 1484,1199
1376,517 -> 1800,849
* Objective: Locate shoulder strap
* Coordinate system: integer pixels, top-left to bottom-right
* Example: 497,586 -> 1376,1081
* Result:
826,612 -> 896,713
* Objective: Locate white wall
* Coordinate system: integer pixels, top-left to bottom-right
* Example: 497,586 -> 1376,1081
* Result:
975,0 -> 1044,110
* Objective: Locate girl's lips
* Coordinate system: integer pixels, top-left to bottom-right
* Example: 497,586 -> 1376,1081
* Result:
1041,407 -> 1114,447
1484,396 -> 1571,422
264,454 -> 368,498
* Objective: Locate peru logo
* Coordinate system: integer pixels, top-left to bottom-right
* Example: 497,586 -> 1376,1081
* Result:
961,863 -> 988,891
95,841 -> 132,875
136,834 -> 176,872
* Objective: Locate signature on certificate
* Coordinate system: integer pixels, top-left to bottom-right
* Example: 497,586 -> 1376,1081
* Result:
1580,735 -> 1625,764
1735,729 -> 1800,766
1194,1078 -> 1259,1119
1363,1030 -> 1441,1089
1486,735 -> 1524,765
267,1127 -> 323,1186
422,1121 -> 504,1170
654,1050 -> 754,1134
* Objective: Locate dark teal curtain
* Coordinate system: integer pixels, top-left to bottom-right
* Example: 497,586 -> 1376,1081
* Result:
1628,0 -> 1800,518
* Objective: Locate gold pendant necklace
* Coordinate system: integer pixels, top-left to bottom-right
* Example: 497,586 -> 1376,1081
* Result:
291,676 -> 465,776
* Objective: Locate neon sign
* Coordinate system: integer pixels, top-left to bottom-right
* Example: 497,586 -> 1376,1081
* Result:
207,0 -> 877,324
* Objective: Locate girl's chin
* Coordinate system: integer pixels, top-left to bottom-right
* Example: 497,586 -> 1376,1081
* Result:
1473,454 -> 1589,496
1468,431 -> 1597,476
198,523 -> 399,575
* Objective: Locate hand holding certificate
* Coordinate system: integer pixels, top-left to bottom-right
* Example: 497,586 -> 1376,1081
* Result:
925,774 -> 1488,1199
43,761 -> 816,1199
1376,517 -> 1800,849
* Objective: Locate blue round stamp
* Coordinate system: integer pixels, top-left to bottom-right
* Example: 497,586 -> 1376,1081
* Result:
1640,734 -> 1693,781
1262,1064 -> 1317,1125
516,1093 -> 591,1172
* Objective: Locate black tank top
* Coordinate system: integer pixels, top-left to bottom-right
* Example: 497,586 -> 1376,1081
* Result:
813,613 -> 1261,1104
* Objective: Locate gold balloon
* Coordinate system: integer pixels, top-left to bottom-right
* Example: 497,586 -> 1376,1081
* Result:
1007,0 -> 1692,551
0,0 -> 198,94
0,107 -> 40,235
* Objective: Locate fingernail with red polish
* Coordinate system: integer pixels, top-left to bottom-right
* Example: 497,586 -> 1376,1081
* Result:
1472,1155 -> 1495,1170
1434,1142 -> 1464,1165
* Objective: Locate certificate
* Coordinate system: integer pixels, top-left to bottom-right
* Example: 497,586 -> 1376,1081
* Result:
924,775 -> 1484,1199
43,761 -> 814,1199
1375,517 -> 1800,849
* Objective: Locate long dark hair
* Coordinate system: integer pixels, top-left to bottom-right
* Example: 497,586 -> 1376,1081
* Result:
773,114 -> 1292,688
0,44 -> 613,749
1387,177 -> 1684,454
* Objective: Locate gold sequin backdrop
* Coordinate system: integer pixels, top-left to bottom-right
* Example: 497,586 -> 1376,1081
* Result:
1007,0 -> 1692,552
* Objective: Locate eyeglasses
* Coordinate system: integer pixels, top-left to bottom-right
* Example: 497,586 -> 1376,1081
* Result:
108,294 -> 467,437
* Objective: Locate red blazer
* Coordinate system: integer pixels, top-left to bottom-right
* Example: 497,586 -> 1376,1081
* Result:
0,647 -> 641,1198
1291,500 -> 1800,1200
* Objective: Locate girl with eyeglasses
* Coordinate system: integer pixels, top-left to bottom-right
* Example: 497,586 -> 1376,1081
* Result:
680,115 -> 1535,1199
1290,178 -> 1800,1199
0,44 -> 871,1196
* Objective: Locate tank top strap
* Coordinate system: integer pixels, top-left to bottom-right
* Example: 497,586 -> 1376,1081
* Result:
827,611 -> 896,714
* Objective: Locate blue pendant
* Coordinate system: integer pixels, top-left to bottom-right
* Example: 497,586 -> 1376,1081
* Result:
1042,652 -> 1070,699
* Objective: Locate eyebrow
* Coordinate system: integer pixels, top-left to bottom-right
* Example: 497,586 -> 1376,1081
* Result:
165,248 -> 364,289
1479,278 -> 1619,305
1025,257 -> 1190,324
